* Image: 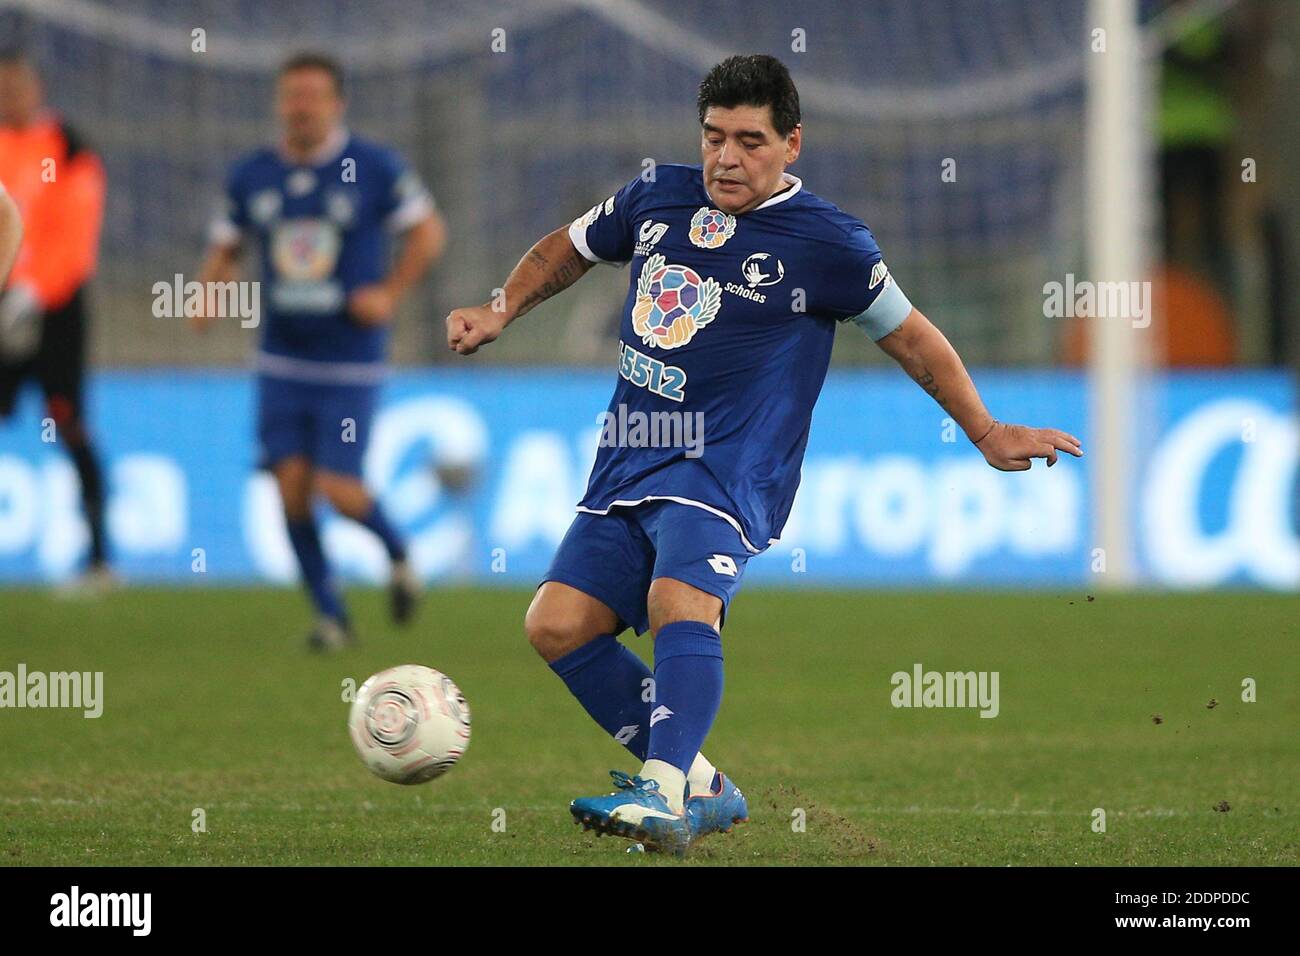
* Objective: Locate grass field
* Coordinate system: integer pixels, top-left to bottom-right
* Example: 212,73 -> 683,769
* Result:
2,586 -> 1297,866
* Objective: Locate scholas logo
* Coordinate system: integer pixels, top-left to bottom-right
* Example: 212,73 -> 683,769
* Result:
689,206 -> 736,249
632,253 -> 721,350
724,252 -> 786,303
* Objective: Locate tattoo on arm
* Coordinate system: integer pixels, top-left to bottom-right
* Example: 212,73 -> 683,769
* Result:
913,366 -> 952,413
515,248 -> 590,317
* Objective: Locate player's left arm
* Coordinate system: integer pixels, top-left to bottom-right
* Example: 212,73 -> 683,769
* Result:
876,308 -> 1083,471
0,183 -> 21,290
350,156 -> 447,327
349,210 -> 446,326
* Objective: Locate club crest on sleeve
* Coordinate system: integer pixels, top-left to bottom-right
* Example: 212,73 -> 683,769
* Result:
689,206 -> 736,249
632,253 -> 721,350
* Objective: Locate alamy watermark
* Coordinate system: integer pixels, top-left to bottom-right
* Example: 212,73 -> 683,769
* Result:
49,886 -> 150,936
0,664 -> 103,718
891,663 -> 999,718
152,273 -> 260,327
1043,273 -> 1151,328
597,403 -> 705,458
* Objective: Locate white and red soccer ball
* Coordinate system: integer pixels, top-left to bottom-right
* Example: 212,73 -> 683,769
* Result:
349,664 -> 471,784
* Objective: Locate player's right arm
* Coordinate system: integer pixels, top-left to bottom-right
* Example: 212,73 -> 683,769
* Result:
190,241 -> 243,333
448,176 -> 645,355
0,183 -> 22,290
193,165 -> 249,334
445,225 -> 593,355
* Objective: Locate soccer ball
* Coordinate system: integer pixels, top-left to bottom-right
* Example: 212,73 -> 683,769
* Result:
348,664 -> 471,784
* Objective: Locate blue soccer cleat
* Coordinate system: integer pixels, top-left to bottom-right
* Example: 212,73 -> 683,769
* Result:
570,770 -> 691,854
685,771 -> 749,840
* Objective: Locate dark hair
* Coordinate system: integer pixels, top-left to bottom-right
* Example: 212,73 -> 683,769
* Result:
697,54 -> 800,137
278,51 -> 345,96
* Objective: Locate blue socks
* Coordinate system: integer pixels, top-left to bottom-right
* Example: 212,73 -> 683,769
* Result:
358,502 -> 406,561
646,621 -> 724,774
286,517 -> 347,623
550,634 -> 655,759
548,622 -> 725,794
285,500 -> 402,626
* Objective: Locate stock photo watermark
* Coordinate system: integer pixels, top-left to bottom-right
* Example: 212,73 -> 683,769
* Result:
596,403 -> 706,458
891,663 -> 999,718
152,273 -> 261,328
0,664 -> 103,718
1042,273 -> 1151,329
49,886 -> 150,936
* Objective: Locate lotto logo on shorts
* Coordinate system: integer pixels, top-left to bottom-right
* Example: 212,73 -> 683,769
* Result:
707,554 -> 738,577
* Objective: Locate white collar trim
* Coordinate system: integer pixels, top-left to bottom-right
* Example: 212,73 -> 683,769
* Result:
700,169 -> 804,213
755,172 -> 803,210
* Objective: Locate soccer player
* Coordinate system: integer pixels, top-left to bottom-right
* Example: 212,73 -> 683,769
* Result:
197,52 -> 446,650
0,51 -> 112,591
446,55 -> 1082,852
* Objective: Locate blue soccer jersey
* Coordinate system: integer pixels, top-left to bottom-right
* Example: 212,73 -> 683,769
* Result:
568,163 -> 913,553
211,129 -> 434,384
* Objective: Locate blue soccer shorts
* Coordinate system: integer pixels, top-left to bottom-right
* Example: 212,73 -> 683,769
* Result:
541,500 -> 754,636
255,375 -> 377,478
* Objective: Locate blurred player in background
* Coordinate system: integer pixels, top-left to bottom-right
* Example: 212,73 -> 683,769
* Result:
196,52 -> 446,651
0,50 -> 112,592
447,54 -> 1081,852
0,180 -> 20,288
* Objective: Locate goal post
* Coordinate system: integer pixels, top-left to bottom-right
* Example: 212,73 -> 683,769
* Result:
1085,0 -> 1148,587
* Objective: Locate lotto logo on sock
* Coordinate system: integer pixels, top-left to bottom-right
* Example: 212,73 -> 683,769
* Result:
614,724 -> 640,745
649,705 -> 674,726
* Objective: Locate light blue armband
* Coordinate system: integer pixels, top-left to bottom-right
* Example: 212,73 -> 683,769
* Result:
849,278 -> 913,341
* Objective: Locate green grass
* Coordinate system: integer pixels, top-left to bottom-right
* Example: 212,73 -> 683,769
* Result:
1,587 -> 1297,866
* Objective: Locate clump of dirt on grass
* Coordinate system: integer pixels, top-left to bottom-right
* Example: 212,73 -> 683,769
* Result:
760,783 -> 884,861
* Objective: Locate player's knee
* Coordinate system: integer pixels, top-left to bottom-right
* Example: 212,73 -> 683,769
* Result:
273,458 -> 313,519
276,478 -> 312,520
524,600 -> 587,663
646,578 -> 722,635
315,472 -> 369,519
523,602 -> 563,660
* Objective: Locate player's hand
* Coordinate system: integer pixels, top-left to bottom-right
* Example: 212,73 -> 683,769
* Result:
0,283 -> 43,361
446,304 -> 508,355
976,421 -> 1082,471
348,284 -> 398,326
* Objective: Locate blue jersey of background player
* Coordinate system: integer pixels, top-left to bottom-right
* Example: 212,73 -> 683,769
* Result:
446,55 -> 1081,852
197,52 -> 446,651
